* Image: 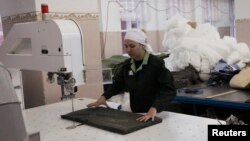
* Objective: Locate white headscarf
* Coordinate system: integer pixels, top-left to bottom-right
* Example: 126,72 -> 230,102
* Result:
124,29 -> 154,53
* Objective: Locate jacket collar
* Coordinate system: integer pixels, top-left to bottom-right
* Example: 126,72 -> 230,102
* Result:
130,52 -> 150,72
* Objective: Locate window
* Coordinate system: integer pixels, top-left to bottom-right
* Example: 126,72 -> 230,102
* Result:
118,0 -> 235,52
201,0 -> 235,36
119,0 -> 145,30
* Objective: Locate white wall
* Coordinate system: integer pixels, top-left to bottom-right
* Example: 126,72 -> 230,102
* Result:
235,0 -> 250,19
234,0 -> 250,48
0,0 -> 35,17
0,0 -> 98,17
35,0 -> 98,13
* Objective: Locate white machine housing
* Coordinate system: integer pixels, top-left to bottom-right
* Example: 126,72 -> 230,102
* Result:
0,19 -> 85,86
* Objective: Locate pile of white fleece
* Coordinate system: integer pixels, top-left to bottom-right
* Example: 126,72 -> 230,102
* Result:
162,16 -> 250,80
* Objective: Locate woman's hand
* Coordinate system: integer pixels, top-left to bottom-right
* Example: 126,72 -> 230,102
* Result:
87,96 -> 108,108
136,107 -> 157,122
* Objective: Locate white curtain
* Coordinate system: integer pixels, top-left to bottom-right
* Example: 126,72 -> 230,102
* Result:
166,0 -> 195,20
201,0 -> 235,36
165,0 -> 234,26
202,0 -> 222,22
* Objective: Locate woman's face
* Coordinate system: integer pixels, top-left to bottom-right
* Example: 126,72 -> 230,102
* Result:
124,39 -> 145,60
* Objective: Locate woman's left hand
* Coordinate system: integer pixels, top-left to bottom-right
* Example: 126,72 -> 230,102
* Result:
136,107 -> 157,122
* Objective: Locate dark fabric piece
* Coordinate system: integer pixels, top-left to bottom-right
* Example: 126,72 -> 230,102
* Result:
208,59 -> 240,86
171,65 -> 201,89
177,88 -> 204,94
102,54 -> 176,113
102,55 -> 129,83
102,55 -> 129,69
61,107 -> 162,135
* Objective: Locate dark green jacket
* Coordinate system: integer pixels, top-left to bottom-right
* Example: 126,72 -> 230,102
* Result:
103,53 -> 176,113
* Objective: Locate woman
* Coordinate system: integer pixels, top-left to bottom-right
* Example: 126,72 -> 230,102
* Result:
87,29 -> 176,122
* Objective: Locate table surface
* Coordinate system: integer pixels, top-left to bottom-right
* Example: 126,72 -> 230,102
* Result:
176,83 -> 250,108
23,98 -> 223,141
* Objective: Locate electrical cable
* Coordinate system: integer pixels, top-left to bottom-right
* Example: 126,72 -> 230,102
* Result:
102,1 -> 111,58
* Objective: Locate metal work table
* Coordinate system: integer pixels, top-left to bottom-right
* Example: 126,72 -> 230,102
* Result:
175,83 -> 250,110
23,98 -> 222,141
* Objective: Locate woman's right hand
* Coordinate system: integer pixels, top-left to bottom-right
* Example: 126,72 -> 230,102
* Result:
87,96 -> 108,108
